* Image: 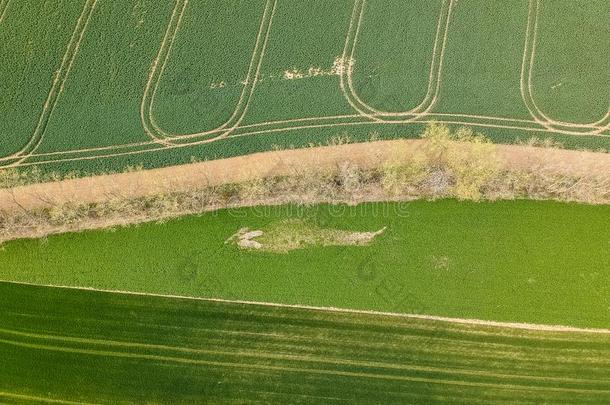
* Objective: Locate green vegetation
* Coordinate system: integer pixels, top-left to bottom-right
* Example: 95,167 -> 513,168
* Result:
350,0 -> 443,112
226,219 -> 386,253
3,1 -> 608,400
3,124 -> 608,247
532,0 -> 609,123
1,199 -> 609,328
2,281 -> 610,403
153,0 -> 268,135
1,0 -> 608,174
0,0 -> 87,157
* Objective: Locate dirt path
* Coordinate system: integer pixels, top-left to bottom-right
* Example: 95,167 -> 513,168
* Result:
1,140 -> 609,213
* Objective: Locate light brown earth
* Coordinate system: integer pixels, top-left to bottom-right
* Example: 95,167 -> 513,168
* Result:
1,140 -> 609,213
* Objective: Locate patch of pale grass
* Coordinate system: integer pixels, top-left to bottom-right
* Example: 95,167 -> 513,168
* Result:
226,219 -> 386,254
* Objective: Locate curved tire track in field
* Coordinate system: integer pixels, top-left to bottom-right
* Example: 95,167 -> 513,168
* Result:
10,112 -> 610,169
0,0 -> 98,167
140,0 -> 277,146
0,0 -> 11,23
520,0 -> 610,135
339,0 -> 454,122
1,0 -> 609,169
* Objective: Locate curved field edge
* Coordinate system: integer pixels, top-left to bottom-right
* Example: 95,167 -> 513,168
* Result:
0,0 -> 90,158
1,199 -> 609,329
2,281 -> 610,403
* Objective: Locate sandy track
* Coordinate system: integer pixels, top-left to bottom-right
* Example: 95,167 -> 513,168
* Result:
1,140 -> 609,214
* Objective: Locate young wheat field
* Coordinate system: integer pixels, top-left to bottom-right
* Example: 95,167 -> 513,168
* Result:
0,0 -> 608,174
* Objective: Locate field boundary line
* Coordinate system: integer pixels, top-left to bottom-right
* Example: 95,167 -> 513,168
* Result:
14,111 -> 609,163
25,115 -> 365,159
520,0 -> 610,135
227,116 -> 585,141
141,0 -> 277,145
0,112 -> 580,161
339,0 -> 454,122
0,0 -> 99,166
2,280 -> 610,335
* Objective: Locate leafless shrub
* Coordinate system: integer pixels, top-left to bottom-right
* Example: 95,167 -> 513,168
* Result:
1,123 -> 608,244
326,132 -> 352,146
517,136 -> 564,149
238,179 -> 271,201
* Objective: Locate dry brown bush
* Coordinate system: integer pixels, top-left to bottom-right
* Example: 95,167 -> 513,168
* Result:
1,123 -> 608,243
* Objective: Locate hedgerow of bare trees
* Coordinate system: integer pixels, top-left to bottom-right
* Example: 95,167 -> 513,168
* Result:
1,123 -> 608,243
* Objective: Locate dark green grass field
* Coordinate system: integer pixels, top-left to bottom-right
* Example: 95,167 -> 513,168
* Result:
2,200 -> 609,329
1,0 -> 608,173
2,281 -> 610,403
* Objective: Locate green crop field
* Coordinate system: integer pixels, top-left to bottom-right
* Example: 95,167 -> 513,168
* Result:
1,0 -> 608,174
2,200 -> 609,329
2,281 -> 610,403
2,1 -> 609,401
